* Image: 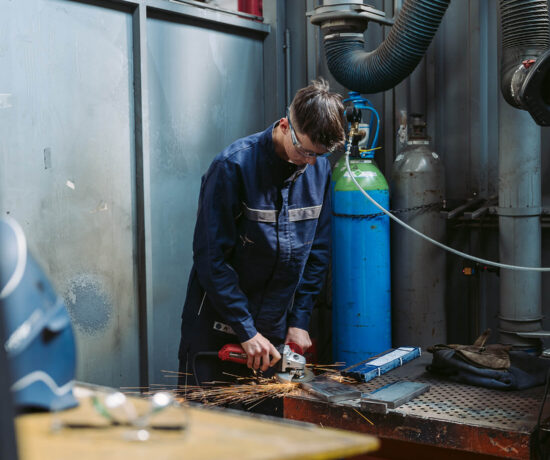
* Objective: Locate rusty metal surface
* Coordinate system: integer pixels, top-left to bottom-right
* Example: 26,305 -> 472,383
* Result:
285,355 -> 550,459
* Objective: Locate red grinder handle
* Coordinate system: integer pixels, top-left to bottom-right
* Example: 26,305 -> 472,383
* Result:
285,342 -> 303,356
218,343 -> 248,364
218,342 -> 304,365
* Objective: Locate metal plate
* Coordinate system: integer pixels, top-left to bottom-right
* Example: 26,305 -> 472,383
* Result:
146,15 -> 265,385
0,0 -> 139,387
301,375 -> 361,403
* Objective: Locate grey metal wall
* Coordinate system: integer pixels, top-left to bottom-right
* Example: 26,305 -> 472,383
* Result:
0,0 -> 272,388
146,14 -> 266,385
429,0 -> 550,343
429,0 -> 502,343
0,0 -> 139,386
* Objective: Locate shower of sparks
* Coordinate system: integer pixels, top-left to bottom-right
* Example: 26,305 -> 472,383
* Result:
121,364 -> 359,409
352,408 -> 374,426
310,365 -> 356,384
179,375 -> 300,407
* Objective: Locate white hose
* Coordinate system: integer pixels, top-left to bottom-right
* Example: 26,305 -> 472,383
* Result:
343,149 -> 550,272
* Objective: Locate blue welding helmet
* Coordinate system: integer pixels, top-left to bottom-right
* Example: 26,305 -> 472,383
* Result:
0,217 -> 78,411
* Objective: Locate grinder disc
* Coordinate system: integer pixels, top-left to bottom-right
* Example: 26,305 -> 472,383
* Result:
276,368 -> 315,384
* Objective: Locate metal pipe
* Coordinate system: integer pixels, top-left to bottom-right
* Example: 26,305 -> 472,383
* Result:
498,97 -> 542,348
285,28 -> 292,107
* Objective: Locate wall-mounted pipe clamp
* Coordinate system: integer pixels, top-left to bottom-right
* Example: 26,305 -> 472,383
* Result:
307,1 -> 392,38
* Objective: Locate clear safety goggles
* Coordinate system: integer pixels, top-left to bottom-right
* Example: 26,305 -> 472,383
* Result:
286,109 -> 329,158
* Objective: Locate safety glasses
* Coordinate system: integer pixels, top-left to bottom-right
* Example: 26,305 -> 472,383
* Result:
286,109 -> 329,158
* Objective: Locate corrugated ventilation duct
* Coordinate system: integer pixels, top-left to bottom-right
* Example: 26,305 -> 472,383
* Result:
500,0 -> 550,126
311,0 -> 450,94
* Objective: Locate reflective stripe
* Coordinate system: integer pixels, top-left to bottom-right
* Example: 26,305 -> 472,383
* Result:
242,202 -> 277,223
289,204 -> 322,222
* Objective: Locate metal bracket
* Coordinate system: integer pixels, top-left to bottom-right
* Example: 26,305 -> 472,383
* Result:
463,206 -> 490,220
442,195 -> 498,220
307,2 -> 393,36
441,198 -> 486,220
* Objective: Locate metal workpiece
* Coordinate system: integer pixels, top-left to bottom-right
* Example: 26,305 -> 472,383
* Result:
361,381 -> 430,413
300,376 -> 361,403
390,120 -> 446,349
498,96 -> 542,348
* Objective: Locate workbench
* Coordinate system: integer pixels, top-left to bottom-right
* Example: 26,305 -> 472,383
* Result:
284,353 -> 550,459
15,383 -> 379,460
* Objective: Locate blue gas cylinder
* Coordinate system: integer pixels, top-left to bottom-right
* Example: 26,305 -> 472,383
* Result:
332,154 -> 391,366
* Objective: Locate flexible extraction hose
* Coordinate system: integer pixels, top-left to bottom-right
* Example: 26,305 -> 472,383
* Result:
324,0 -> 450,94
499,0 -> 550,108
343,141 -> 550,272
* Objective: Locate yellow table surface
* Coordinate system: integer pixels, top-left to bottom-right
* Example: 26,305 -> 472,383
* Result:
16,384 -> 379,460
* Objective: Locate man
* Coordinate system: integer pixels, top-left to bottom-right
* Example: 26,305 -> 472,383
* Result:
179,78 -> 346,387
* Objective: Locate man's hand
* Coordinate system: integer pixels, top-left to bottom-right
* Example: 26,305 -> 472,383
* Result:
285,327 -> 312,352
241,333 -> 281,372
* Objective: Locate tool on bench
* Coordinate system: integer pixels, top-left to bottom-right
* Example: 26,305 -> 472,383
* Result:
217,342 -> 315,383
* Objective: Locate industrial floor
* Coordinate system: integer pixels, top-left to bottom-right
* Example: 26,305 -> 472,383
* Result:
284,353 -> 550,459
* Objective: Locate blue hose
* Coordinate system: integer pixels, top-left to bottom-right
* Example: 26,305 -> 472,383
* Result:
343,92 -> 380,153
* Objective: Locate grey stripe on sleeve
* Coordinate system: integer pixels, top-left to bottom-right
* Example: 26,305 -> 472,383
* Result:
242,202 -> 278,223
288,204 -> 322,222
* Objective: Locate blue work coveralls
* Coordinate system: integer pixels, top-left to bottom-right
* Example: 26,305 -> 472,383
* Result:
178,123 -> 331,385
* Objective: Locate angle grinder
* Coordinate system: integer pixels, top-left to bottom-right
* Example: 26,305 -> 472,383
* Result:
217,342 -> 315,383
